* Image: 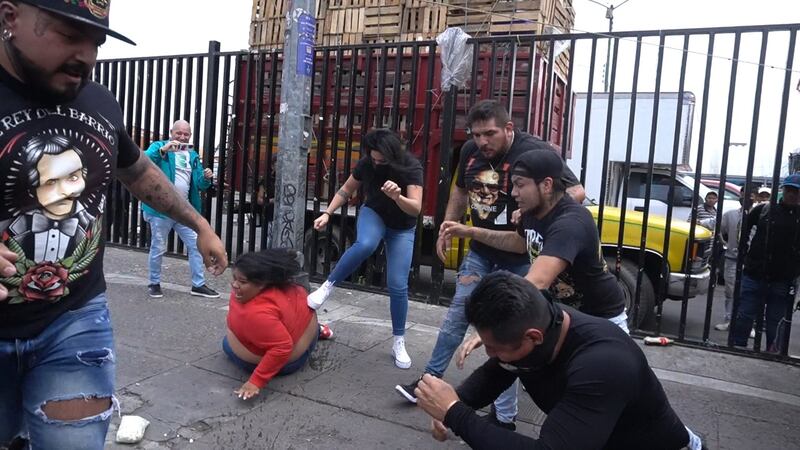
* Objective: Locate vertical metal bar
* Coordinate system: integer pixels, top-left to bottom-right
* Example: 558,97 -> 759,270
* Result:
488,41 -> 498,98
506,40 -> 518,117
542,37 -> 556,143
390,43 -> 403,130
769,29 -> 797,356
162,59 -> 174,137
236,55 -> 255,259
376,46 -> 389,127
703,34 -> 734,343
183,57 -> 194,124
129,60 -> 144,247
680,34 -> 720,342
655,35 -> 690,337
213,55 -> 231,238
328,49 -> 349,279
109,61 -> 121,243
168,58 -> 180,253
638,33 -> 666,332
595,36 -> 620,238
261,50 -> 281,249
202,41 -> 221,221
342,48 -> 362,281
248,53 -> 267,253
559,37 -> 577,159
361,46 -> 374,131
224,55 -> 242,257
406,44 -> 422,285
613,36 -> 643,328
579,38 -> 598,187
311,49 -> 331,276
193,56 -> 205,151
120,60 -> 135,247
173,58 -> 184,123
729,32 -> 769,348
469,41 -> 480,106
140,59 -> 156,248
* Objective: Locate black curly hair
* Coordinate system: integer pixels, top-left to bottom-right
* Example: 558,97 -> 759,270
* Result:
233,248 -> 303,287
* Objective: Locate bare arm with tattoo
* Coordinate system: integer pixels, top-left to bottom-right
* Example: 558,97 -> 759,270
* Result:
312,175 -> 362,231
116,153 -> 228,274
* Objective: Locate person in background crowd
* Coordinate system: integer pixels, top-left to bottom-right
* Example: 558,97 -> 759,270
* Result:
732,174 -> 800,351
715,192 -> 747,331
142,120 -> 219,299
307,128 -> 423,370
688,191 -> 718,231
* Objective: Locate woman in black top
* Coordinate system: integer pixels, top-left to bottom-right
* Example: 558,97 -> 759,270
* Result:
307,129 -> 423,369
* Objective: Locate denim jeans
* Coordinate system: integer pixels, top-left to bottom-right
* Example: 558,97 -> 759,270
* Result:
722,257 -> 738,322
327,206 -> 415,336
222,329 -> 319,377
144,211 -> 205,287
425,249 -> 531,423
0,294 -> 117,450
733,273 -> 793,348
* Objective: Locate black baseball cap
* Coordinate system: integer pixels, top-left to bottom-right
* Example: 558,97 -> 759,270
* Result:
512,149 -> 564,182
19,0 -> 135,45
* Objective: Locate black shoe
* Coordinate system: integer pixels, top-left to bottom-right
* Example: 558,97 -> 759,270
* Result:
395,376 -> 423,403
148,284 -> 163,298
483,405 -> 516,431
191,285 -> 220,298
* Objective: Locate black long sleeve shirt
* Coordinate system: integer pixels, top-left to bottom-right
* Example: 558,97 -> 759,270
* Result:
742,202 -> 800,282
445,309 -> 690,450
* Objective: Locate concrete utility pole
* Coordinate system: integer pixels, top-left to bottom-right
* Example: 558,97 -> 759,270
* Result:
587,0 -> 632,92
270,0 -> 316,251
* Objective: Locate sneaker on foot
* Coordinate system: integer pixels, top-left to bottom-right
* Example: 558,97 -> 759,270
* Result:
749,328 -> 756,339
392,336 -> 412,369
308,280 -> 334,310
714,322 -> 730,331
395,376 -> 423,403
148,284 -> 163,298
319,323 -> 334,340
191,285 -> 220,298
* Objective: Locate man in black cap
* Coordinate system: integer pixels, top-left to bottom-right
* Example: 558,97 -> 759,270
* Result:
0,2 -> 227,448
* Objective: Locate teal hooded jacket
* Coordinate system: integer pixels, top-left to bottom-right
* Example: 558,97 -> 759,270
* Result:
141,140 -> 211,218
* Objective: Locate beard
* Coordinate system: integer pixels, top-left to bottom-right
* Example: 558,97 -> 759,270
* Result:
6,41 -> 89,104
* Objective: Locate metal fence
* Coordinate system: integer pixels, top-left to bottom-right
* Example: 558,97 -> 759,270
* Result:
97,23 -> 800,363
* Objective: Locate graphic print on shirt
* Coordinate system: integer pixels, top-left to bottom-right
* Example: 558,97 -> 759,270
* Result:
0,121 -> 112,305
465,157 -> 511,226
524,227 -> 580,306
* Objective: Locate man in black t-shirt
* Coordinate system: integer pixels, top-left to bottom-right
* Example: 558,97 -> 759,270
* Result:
0,2 -> 227,448
395,100 -> 584,429
414,272 -> 704,450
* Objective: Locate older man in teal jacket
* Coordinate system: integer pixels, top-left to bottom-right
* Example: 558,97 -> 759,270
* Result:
142,120 -> 219,298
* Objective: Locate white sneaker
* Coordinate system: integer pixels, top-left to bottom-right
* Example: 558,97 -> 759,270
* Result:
750,328 -> 756,339
392,336 -> 412,369
714,322 -> 730,331
307,280 -> 334,310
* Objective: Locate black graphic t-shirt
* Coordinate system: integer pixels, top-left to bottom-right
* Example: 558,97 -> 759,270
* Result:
0,66 -> 141,339
352,153 -> 423,230
517,196 -> 624,318
456,131 -> 579,264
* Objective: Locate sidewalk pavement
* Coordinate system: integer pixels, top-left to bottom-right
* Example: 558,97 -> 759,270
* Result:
102,247 -> 800,450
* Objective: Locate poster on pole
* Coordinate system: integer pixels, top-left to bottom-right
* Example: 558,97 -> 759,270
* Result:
297,13 -> 315,77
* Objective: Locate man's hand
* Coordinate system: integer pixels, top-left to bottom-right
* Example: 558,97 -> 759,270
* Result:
196,226 -> 227,275
234,381 -> 260,400
313,213 -> 330,231
439,221 -> 472,241
160,140 -> 182,153
415,374 -> 460,422
203,168 -> 213,180
435,234 -> 450,263
431,419 -> 448,442
455,334 -> 483,370
510,208 -> 522,225
0,244 -> 19,301
381,180 -> 401,201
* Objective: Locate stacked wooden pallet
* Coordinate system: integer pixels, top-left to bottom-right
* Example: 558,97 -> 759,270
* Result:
401,0 -> 448,41
446,0 -> 574,36
320,0 -> 365,45
249,0 -> 328,50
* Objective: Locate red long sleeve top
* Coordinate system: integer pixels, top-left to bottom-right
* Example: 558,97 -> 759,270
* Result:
226,284 -> 313,388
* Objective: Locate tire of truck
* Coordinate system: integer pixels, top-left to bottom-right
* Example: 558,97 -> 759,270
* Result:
605,257 -> 656,331
304,226 -> 347,276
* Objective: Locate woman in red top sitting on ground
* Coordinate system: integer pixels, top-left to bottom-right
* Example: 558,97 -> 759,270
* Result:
223,248 -> 333,400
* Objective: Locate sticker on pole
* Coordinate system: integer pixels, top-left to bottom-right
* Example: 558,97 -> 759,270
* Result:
297,13 -> 315,77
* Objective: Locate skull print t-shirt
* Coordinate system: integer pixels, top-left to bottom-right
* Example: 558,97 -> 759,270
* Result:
0,65 -> 141,339
456,131 -> 579,265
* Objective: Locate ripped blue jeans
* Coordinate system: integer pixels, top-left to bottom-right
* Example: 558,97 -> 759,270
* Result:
424,250 -> 530,424
0,293 -> 117,450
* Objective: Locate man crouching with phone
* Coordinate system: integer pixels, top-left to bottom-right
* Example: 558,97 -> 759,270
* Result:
141,120 -> 220,299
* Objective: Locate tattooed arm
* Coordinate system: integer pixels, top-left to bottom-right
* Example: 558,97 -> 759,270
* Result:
116,153 -> 228,274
